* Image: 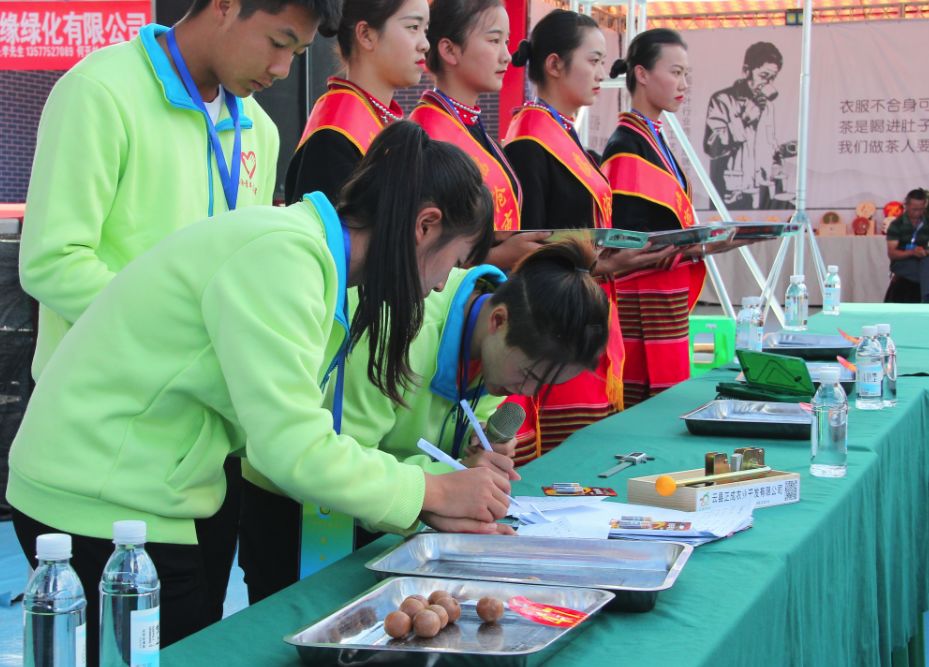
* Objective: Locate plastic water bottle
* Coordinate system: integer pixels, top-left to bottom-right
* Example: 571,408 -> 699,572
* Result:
735,297 -> 755,351
855,325 -> 884,410
99,521 -> 160,667
875,323 -> 897,407
784,275 -> 808,331
748,297 -> 765,351
810,368 -> 848,478
23,533 -> 87,667
822,265 -> 841,316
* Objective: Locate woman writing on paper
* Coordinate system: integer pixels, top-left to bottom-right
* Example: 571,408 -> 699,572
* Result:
410,0 -> 548,269
244,239 -> 611,601
7,122 -> 507,650
284,0 -> 430,203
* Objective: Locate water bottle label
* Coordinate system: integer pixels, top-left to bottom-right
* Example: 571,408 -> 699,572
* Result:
75,622 -> 86,667
131,606 -> 160,667
824,287 -> 840,310
750,326 -> 764,352
858,362 -> 883,397
786,298 -> 799,323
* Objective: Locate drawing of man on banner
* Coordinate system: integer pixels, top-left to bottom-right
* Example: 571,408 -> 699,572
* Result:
703,41 -> 797,209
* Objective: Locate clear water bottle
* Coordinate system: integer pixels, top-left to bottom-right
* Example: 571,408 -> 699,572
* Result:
855,325 -> 884,410
23,533 -> 87,667
822,265 -> 841,316
735,297 -> 755,351
748,297 -> 765,351
875,323 -> 897,407
784,274 -> 808,331
99,521 -> 160,667
810,368 -> 848,478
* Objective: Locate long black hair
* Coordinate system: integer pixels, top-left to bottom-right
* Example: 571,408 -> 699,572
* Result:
610,28 -> 686,94
338,121 -> 494,403
510,9 -> 599,86
189,0 -> 340,30
318,0 -> 406,61
425,0 -> 503,74
490,239 -> 608,385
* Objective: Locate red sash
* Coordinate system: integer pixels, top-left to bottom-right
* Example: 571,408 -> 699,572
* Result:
296,79 -> 387,155
410,93 -> 521,231
602,112 -> 706,305
504,105 -> 612,228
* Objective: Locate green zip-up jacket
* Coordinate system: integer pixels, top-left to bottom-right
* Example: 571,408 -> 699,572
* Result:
20,23 -> 278,378
336,266 -> 507,473
7,195 -> 425,544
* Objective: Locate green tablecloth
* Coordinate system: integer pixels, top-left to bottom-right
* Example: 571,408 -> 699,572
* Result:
163,305 -> 929,666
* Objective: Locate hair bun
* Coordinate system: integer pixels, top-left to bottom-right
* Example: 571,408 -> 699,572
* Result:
609,58 -> 628,79
317,22 -> 339,39
511,39 -> 531,67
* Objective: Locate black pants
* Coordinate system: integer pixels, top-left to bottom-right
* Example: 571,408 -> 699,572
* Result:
238,479 -> 383,605
13,458 -> 242,664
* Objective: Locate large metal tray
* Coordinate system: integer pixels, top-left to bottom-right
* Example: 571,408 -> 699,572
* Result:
284,576 -> 614,666
646,224 -> 735,248
365,533 -> 692,595
763,332 -> 855,360
496,228 -> 648,249
680,399 -> 812,439
722,221 -> 802,240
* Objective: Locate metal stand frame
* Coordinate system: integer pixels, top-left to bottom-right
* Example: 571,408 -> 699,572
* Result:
569,0 -> 827,325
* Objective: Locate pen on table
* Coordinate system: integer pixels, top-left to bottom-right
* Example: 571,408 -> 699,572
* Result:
415,438 -> 541,519
458,399 -> 494,452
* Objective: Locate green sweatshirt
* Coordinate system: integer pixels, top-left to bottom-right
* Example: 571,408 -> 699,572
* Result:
7,195 -> 425,544
336,266 -> 507,473
20,23 -> 279,378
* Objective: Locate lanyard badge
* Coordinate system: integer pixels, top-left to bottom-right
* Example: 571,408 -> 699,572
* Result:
166,29 -> 242,213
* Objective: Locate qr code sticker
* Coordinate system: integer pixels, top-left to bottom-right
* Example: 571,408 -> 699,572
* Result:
784,479 -> 799,501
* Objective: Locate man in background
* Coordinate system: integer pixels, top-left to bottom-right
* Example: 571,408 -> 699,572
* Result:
886,188 -> 929,302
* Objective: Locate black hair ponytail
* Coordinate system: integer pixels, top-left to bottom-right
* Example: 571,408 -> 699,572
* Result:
510,9 -> 598,85
320,0 -> 406,60
490,239 -> 609,378
613,28 -> 686,93
338,121 -> 494,404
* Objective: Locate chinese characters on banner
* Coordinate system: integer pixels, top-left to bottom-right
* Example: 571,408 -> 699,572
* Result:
837,97 -> 929,156
0,1 -> 150,70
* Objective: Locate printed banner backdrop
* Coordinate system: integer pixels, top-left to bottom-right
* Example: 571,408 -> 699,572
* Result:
0,1 -> 149,70
662,19 -> 929,213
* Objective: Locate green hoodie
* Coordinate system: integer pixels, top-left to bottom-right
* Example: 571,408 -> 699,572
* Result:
7,195 -> 425,544
20,24 -> 279,378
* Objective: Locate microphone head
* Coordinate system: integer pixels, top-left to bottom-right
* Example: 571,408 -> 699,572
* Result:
485,403 -> 527,443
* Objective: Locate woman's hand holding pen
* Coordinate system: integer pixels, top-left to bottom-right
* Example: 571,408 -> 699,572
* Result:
422,467 -> 511,524
461,444 -> 521,481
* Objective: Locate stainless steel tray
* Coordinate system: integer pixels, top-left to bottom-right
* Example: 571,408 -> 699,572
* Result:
647,224 -> 735,248
722,221 -> 802,240
284,576 -> 613,666
681,399 -> 812,439
763,332 -> 855,360
365,533 -> 692,594
495,228 -> 648,249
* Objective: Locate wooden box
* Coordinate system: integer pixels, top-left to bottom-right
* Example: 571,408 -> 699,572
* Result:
627,468 -> 801,512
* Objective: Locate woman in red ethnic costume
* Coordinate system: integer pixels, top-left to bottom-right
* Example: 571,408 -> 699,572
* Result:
501,10 -> 668,464
601,29 -> 706,407
284,0 -> 430,203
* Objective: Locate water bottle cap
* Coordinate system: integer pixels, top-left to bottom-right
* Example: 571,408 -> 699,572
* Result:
113,520 -> 147,545
875,323 -> 890,335
827,265 -> 838,273
747,296 -> 762,306
790,274 -> 803,283
36,533 -> 72,560
861,325 -> 877,337
741,296 -> 754,307
818,369 -> 841,384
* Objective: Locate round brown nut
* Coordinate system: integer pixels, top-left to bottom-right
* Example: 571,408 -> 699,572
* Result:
412,609 -> 442,638
434,596 -> 461,624
399,597 -> 426,617
476,597 -> 505,623
408,594 -> 428,604
383,611 -> 412,639
426,604 -> 449,629
427,590 -> 451,605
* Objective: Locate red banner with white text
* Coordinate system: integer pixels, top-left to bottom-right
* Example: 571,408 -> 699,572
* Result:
0,1 -> 150,70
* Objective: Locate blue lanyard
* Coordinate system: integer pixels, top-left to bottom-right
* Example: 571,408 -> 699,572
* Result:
450,293 -> 490,458
166,28 -> 241,214
909,220 -> 924,247
329,226 -> 352,434
632,109 -> 686,191
535,97 -> 583,147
